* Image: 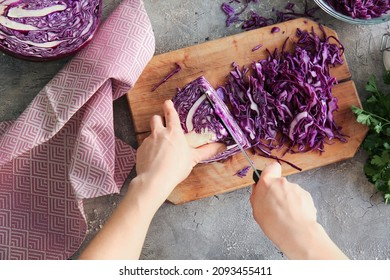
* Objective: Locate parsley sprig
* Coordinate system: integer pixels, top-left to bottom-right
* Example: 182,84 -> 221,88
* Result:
352,74 -> 390,204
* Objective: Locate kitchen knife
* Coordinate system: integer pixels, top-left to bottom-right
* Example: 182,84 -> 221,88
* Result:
204,90 -> 261,183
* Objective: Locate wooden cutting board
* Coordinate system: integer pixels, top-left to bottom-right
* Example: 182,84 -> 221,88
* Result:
126,18 -> 368,204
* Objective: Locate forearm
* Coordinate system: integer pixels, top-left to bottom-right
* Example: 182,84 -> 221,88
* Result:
78,100 -> 222,260
277,222 -> 349,260
79,177 -> 165,260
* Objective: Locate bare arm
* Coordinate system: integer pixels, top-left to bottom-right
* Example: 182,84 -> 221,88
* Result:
250,162 -> 348,260
79,100 -> 224,260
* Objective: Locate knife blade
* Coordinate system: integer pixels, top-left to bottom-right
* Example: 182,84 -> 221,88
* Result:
204,90 -> 261,183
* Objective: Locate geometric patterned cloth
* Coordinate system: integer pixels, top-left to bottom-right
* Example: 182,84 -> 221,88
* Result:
0,0 -> 155,259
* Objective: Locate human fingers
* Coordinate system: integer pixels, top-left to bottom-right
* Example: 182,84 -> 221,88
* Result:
150,115 -> 164,131
163,100 -> 181,129
259,161 -> 282,184
193,142 -> 226,164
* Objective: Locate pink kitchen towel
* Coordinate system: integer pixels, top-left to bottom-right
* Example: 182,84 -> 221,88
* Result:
0,0 -> 155,259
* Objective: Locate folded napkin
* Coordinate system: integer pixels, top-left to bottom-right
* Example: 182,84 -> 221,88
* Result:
0,0 -> 155,259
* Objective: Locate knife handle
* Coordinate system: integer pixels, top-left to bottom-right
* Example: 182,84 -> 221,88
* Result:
252,169 -> 261,184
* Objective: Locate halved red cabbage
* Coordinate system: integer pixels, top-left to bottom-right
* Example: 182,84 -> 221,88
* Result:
172,76 -> 251,163
324,0 -> 390,19
0,0 -> 102,61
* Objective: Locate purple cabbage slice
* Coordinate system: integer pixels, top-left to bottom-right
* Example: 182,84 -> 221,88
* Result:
152,63 -> 181,92
234,165 -> 250,178
172,76 -> 251,163
0,0 -> 102,61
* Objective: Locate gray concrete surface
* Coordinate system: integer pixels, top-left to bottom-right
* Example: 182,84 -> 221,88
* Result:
1,0 -> 390,260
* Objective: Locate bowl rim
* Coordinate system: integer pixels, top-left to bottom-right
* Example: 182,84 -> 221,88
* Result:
314,0 -> 390,25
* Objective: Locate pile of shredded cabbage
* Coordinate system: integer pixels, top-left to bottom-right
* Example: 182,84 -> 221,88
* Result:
219,25 -> 346,158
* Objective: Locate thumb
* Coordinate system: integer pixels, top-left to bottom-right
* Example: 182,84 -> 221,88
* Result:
259,162 -> 282,184
193,142 -> 226,163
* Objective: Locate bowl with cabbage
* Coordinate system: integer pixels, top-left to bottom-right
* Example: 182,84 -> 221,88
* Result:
314,0 -> 390,24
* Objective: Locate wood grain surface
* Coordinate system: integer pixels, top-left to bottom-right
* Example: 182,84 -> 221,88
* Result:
126,18 -> 368,204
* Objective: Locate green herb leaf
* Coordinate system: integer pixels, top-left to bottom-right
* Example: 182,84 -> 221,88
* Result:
365,75 -> 379,94
351,106 -> 362,114
383,71 -> 390,85
366,95 -> 378,104
356,113 -> 371,125
385,194 -> 390,204
371,155 -> 385,167
374,124 -> 383,134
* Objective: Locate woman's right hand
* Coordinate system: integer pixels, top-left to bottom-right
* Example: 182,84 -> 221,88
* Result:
250,162 -> 348,260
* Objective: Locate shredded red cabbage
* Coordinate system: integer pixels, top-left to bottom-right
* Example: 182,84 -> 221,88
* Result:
219,25 -> 346,159
221,0 -> 318,30
0,0 -> 101,61
234,166 -> 251,178
152,63 -> 182,92
251,43 -> 263,52
324,0 -> 390,19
